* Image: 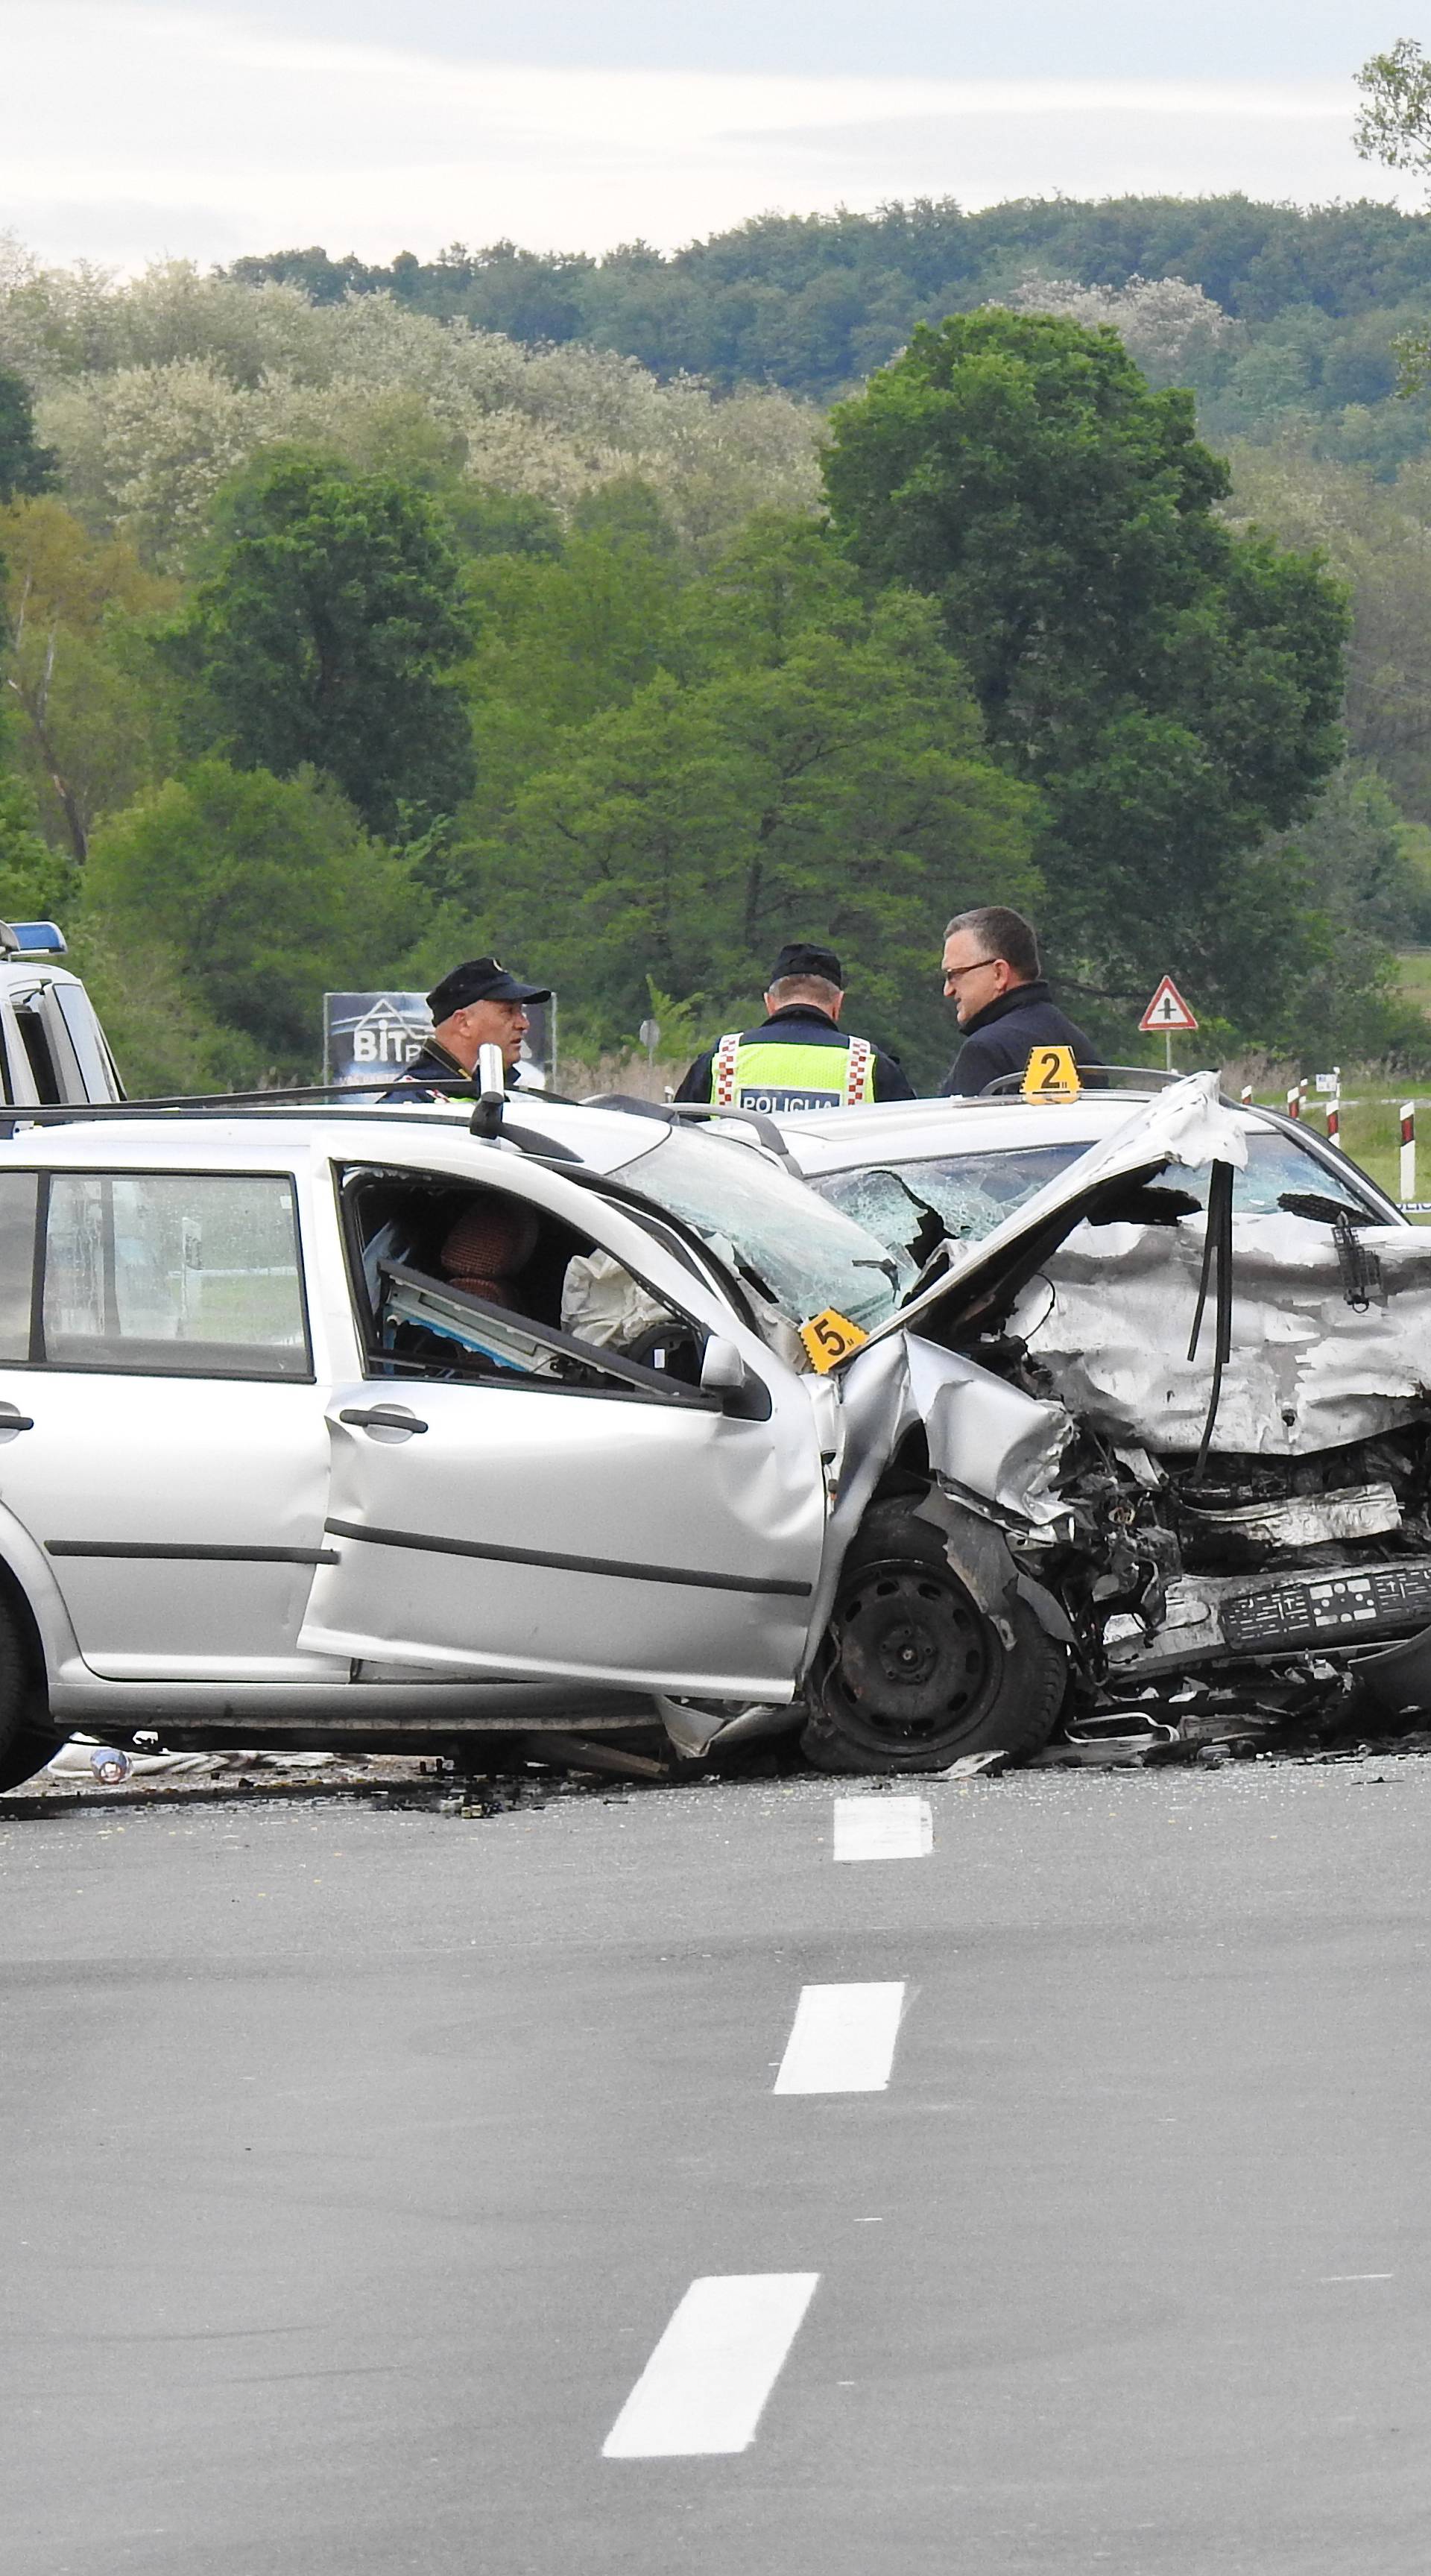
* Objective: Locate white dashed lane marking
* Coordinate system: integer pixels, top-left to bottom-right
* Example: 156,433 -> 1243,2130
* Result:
774,1981 -> 906,2094
832,1794 -> 932,1861
602,2273 -> 820,2458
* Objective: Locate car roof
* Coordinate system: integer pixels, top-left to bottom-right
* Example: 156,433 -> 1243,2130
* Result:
0,1096 -> 683,1181
775,1090 -> 1191,1172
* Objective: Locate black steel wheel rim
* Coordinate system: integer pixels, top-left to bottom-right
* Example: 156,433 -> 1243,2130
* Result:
821,1554 -> 996,1752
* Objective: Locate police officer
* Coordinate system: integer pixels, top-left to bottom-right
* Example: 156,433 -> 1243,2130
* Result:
391,956 -> 551,1099
676,942 -> 913,1111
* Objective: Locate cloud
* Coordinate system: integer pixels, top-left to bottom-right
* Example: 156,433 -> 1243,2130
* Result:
0,2 -> 1412,272
107,0 -> 1415,86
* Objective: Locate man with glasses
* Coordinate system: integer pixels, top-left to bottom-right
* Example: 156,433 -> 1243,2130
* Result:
940,906 -> 1095,1096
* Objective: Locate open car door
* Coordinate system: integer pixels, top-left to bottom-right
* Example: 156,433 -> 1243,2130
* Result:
299,1164 -> 827,1699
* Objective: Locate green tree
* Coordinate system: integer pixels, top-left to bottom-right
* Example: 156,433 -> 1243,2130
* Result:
0,497 -> 178,862
458,498 -> 687,831
86,758 -> 420,1065
0,367 -> 55,505
482,541 -> 1040,1079
58,913 -> 247,1097
1254,763 -> 1431,1063
824,311 -> 1348,1031
0,760 -> 66,921
165,450 -> 476,834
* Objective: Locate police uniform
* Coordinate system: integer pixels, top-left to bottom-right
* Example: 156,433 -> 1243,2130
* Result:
676,942 -> 913,1113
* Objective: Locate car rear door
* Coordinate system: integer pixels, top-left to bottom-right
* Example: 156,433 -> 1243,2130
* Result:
299,1164 -> 827,1699
0,1160 -> 335,1679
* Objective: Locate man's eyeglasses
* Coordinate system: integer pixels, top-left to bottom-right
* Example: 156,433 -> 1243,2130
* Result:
943,956 -> 1002,985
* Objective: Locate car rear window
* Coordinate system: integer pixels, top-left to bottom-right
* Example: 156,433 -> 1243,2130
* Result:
0,1171 -> 312,1377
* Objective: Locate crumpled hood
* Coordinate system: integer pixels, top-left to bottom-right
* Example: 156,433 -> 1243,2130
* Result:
1018,1210 -> 1431,1456
861,1071 -> 1248,1352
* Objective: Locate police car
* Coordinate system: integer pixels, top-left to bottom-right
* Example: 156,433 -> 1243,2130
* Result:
1,1072 -> 1429,1796
0,921 -> 123,1108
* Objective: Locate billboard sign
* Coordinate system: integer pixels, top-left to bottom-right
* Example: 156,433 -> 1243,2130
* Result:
323,992 -> 556,1087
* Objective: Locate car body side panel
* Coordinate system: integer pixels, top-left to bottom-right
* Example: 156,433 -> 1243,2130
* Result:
903,1332 -> 1073,1524
0,1371 -> 340,1680
301,1378 -> 825,1695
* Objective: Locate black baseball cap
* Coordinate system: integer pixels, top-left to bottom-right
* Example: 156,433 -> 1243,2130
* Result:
769,940 -> 843,988
426,957 -> 552,1018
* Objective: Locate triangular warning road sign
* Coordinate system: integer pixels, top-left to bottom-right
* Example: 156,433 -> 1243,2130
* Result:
1138,974 -> 1198,1034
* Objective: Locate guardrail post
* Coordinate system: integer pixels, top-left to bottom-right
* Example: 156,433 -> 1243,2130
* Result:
1239,1085 -> 1253,1105
1286,1084 -> 1301,1120
1402,1102 -> 1417,1207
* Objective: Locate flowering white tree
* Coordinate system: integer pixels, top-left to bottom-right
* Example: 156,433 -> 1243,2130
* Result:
990,274 -> 1237,386
0,254 -> 822,566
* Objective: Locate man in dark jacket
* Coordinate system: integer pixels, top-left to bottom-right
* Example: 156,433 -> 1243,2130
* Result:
388,956 -> 551,1099
939,906 -> 1096,1096
676,941 -> 914,1111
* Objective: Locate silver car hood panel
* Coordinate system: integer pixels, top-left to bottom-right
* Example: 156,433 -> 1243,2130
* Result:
1016,1212 -> 1431,1456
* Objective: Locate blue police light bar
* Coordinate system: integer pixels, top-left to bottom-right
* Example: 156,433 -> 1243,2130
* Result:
0,921 -> 66,956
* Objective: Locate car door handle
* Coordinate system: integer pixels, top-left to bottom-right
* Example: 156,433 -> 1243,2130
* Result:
338,1406 -> 429,1435
0,1403 -> 34,1433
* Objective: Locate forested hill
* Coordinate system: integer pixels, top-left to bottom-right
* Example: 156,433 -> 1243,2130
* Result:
230,195 -> 1431,467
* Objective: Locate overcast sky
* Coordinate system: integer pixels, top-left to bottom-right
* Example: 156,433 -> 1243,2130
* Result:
0,0 -> 1417,274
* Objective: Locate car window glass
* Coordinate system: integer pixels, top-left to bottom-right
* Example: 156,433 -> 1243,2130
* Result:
13,1007 -> 60,1105
339,1167 -> 707,1397
613,1127 -> 906,1329
41,1173 -> 309,1377
53,986 -> 121,1101
815,1143 -> 1087,1255
0,1172 -> 37,1359
812,1126 -> 1384,1256
1157,1128 -> 1381,1218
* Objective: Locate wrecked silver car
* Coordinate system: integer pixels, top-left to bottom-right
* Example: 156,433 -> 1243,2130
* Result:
0,1076 -> 1425,1793
780,1077 -> 1431,1759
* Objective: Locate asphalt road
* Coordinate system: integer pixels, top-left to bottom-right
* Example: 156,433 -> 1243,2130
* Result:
4,1755 -> 1431,2575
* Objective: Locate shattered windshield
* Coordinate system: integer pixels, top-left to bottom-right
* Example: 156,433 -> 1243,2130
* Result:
811,1127 -> 1387,1262
616,1127 -> 912,1330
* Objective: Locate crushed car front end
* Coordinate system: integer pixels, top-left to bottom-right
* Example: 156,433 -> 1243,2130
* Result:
809,1074 -> 1431,1764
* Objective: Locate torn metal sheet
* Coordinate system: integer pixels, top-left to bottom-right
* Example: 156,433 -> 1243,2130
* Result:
1015,1214 -> 1431,1455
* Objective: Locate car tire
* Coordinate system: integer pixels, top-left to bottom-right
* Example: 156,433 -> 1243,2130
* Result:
0,1600 -> 58,1793
803,1500 -> 1067,1775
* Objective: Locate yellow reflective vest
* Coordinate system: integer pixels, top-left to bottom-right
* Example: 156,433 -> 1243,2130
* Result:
710,1029 -> 876,1114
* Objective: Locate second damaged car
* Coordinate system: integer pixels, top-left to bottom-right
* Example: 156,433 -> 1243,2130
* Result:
0,1074 -> 1427,1790
795,1074 -> 1431,1765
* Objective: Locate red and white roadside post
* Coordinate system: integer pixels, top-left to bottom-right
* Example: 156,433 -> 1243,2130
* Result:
1286,1083 -> 1301,1120
1321,1065 -> 1342,1151
1138,975 -> 1198,1072
1402,1102 -> 1417,1208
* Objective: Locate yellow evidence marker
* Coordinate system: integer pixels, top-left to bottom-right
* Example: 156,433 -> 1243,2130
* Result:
1020,1043 -> 1081,1102
800,1307 -> 870,1372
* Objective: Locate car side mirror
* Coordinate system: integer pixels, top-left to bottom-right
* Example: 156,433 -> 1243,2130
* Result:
700,1335 -> 748,1396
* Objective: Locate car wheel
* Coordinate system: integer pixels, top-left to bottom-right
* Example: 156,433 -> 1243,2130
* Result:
803,1501 -> 1067,1774
0,1600 -> 59,1793
0,1729 -> 63,1793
